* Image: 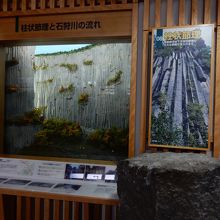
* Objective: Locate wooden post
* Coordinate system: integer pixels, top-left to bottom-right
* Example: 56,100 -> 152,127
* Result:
25,197 -> 31,220
16,196 -> 22,220
0,195 -> 4,220
34,198 -> 41,220
129,3 -> 138,157
204,0 -> 211,24
83,203 -> 89,220
40,0 -> 45,9
44,199 -> 50,220
155,0 -> 161,27
143,0 -> 149,30
60,0 -> 65,8
191,0 -> 198,25
0,47 -> 5,154
12,0 -> 17,11
64,201 -> 70,220
3,0 -> 7,12
74,202 -> 80,220
49,0 -> 55,8
140,31 -> 149,153
22,0 -> 26,11
167,0 -> 173,26
214,27 -> 220,158
31,0 -> 36,10
178,0 -> 185,25
218,0 -> 220,26
54,200 -> 60,220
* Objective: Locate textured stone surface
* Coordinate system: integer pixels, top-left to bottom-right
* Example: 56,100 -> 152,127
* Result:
117,152 -> 220,220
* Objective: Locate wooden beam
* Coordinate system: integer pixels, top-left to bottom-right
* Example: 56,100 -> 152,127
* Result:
31,0 -> 36,10
218,0 -> 220,25
191,0 -> 198,25
54,200 -> 60,220
16,196 -> 22,220
44,199 -> 50,220
22,0 -> 26,11
60,0 -> 65,8
49,0 -> 55,9
214,27 -> 220,158
167,0 -> 173,26
204,0 -> 211,24
139,31 -> 149,154
83,203 -> 89,220
40,0 -> 45,9
105,205 -> 111,220
0,48 -> 5,154
12,0 -> 17,11
178,0 -> 185,25
129,3 -> 138,158
25,197 -> 31,220
90,0 -> 95,7
80,0 -> 85,7
64,201 -> 70,220
155,0 -> 161,27
34,198 -> 41,220
70,0 -> 75,7
143,0 -> 149,30
74,202 -> 80,220
3,0 -> 8,12
100,0 -> 105,6
0,195 -> 4,220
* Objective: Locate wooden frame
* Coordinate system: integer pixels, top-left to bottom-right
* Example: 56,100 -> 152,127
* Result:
0,187 -> 119,220
0,48 -> 5,154
148,25 -> 214,150
140,0 -> 220,157
0,3 -> 138,161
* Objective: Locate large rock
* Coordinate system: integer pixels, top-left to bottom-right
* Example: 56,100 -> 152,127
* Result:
117,152 -> 220,220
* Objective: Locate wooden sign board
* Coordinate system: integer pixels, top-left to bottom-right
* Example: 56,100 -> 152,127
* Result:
0,11 -> 132,42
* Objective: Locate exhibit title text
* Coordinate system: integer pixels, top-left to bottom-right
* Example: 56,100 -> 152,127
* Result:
20,21 -> 101,32
164,29 -> 201,41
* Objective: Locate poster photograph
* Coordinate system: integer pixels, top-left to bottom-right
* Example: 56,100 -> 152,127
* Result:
149,25 -> 214,150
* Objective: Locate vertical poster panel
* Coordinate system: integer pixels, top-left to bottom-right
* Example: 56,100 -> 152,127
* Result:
148,25 -> 214,150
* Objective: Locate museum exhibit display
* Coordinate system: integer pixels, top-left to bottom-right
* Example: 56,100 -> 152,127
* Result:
5,43 -> 131,161
0,0 -> 220,219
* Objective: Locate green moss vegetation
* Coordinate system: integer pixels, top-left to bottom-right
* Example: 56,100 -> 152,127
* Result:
78,92 -> 89,104
88,127 -> 128,154
34,119 -> 82,145
195,38 -> 211,70
151,92 -> 182,145
33,62 -> 49,71
83,60 -> 93,65
37,78 -> 54,84
60,63 -> 78,72
35,44 -> 99,57
7,107 -> 45,126
187,103 -> 208,147
107,70 -> 123,86
59,84 -> 74,93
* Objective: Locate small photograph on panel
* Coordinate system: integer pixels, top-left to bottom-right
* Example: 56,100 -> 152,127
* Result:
85,165 -> 105,181
95,184 -> 117,195
104,166 -> 117,183
52,183 -> 81,193
64,164 -> 85,180
27,181 -> 54,189
3,179 -> 31,186
0,178 -> 7,183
